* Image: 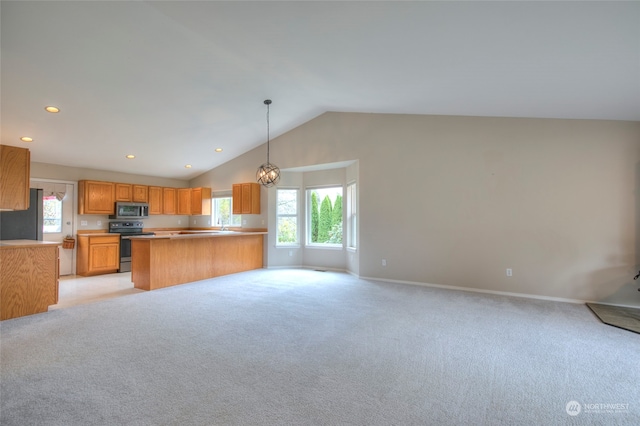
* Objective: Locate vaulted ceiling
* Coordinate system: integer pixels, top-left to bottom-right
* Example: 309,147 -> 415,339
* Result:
2,1 -> 638,179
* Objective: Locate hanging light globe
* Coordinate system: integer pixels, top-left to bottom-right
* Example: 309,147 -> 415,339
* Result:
256,99 -> 280,187
257,161 -> 280,187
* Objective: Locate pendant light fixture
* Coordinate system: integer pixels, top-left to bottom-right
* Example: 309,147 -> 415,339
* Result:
256,99 -> 280,187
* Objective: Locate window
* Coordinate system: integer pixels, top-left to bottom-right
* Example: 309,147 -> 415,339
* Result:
43,195 -> 62,233
212,197 -> 241,227
276,189 -> 298,245
307,186 -> 343,247
346,182 -> 357,249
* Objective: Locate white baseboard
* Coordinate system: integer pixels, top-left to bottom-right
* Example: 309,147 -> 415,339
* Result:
262,267 -> 640,308
359,275 -> 589,305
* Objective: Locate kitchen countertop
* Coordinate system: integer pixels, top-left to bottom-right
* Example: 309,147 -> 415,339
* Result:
130,231 -> 267,240
0,240 -> 62,249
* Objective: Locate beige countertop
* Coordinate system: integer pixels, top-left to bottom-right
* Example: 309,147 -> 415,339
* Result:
0,240 -> 62,249
130,231 -> 267,240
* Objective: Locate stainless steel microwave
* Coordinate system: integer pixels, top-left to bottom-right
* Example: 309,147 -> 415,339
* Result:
110,202 -> 149,219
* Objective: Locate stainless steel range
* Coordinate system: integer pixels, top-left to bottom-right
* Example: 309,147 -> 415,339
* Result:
108,221 -> 154,272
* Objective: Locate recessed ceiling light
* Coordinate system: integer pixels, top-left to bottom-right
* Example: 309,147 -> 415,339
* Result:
126,154 -> 135,159
45,106 -> 60,113
215,148 -> 223,152
185,164 -> 192,169
20,136 -> 33,142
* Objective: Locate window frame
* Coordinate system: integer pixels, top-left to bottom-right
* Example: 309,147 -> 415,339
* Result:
211,196 -> 241,228
276,188 -> 300,247
42,195 -> 63,234
346,181 -> 357,251
305,185 -> 344,249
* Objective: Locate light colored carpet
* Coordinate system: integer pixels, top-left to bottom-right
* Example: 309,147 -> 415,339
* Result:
1,269 -> 639,425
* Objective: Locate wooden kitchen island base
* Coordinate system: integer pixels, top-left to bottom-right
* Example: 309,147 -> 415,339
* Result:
0,241 -> 60,320
131,233 -> 264,291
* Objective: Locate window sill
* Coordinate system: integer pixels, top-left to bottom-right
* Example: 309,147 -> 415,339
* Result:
305,244 -> 344,251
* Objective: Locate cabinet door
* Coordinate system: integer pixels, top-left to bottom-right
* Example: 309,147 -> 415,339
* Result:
88,243 -> 119,272
177,188 -> 191,215
0,145 -> 30,210
190,187 -> 211,216
148,186 -> 163,215
163,188 -> 177,215
132,185 -> 148,203
115,183 -> 132,202
241,183 -> 260,214
79,181 -> 115,214
232,184 -> 242,215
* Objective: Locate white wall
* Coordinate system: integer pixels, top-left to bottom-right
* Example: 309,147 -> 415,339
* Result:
192,112 -> 640,306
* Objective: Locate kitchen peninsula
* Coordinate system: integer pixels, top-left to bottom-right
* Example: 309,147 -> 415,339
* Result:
130,231 -> 265,291
0,240 -> 60,320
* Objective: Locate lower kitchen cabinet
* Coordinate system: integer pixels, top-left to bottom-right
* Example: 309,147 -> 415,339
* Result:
0,241 -> 60,320
77,234 -> 120,276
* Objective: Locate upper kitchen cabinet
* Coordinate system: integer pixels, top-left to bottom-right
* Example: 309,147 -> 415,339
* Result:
177,188 -> 192,215
0,144 -> 30,210
148,186 -> 163,215
162,187 -> 177,215
115,183 -> 132,202
190,187 -> 212,216
114,183 -> 148,203
132,185 -> 148,203
232,183 -> 260,215
78,180 -> 115,215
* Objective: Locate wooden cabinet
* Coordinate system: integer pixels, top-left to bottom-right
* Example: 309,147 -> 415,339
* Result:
177,188 -> 192,215
190,187 -> 212,215
132,185 -> 148,203
78,180 -> 115,215
1,242 -> 59,320
132,233 -> 263,291
115,183 -> 132,202
148,186 -> 163,215
0,144 -> 30,210
77,234 -> 120,276
76,180 -> 207,216
232,183 -> 260,215
163,187 -> 177,215
108,183 -> 147,203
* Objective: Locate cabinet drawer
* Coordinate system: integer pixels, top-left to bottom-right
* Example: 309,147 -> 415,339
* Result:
89,235 -> 120,245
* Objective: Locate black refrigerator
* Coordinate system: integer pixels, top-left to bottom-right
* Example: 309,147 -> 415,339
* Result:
0,188 -> 44,241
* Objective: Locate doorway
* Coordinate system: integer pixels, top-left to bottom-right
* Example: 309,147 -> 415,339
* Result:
31,179 -> 75,275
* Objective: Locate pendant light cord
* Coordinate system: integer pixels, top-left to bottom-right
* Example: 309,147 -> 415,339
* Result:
266,101 -> 270,163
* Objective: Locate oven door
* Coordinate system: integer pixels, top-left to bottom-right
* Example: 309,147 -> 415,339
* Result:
119,235 -> 132,272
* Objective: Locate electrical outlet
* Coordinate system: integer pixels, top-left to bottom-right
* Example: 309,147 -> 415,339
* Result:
382,259 -> 387,266
178,220 -> 181,225
207,220 -> 211,225
243,220 -> 247,225
81,221 -> 87,226
193,220 -> 196,225
289,250 -> 293,257
97,220 -> 102,226
506,268 -> 512,277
